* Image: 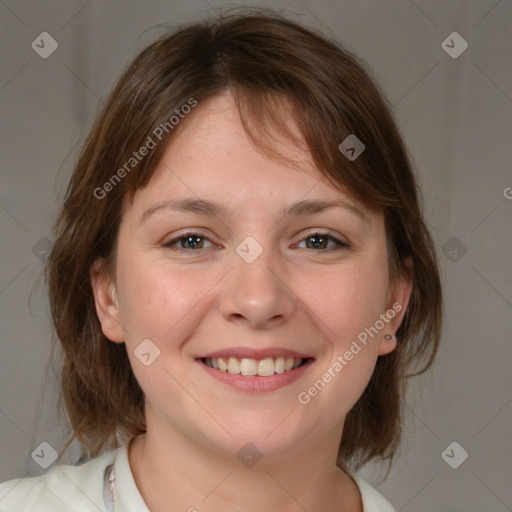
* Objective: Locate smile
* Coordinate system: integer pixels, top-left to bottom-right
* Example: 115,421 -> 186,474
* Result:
196,351 -> 315,393
201,356 -> 309,377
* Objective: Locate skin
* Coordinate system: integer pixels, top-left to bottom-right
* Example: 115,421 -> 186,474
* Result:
91,91 -> 412,512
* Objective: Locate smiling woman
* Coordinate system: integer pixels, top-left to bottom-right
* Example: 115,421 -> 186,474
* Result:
0,7 -> 442,512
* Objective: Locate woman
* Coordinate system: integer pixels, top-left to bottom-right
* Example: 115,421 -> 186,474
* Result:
0,8 -> 442,511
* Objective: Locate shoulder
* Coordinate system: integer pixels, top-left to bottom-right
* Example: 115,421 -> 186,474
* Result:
0,448 -> 117,512
352,474 -> 396,512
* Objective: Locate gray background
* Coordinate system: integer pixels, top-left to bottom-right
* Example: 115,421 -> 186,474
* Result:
1,1 -> 511,510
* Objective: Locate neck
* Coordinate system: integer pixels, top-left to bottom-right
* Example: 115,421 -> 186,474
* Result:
127,421 -> 362,512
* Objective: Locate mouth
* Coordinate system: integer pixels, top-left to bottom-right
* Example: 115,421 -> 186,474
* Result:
195,349 -> 315,393
200,356 -> 312,377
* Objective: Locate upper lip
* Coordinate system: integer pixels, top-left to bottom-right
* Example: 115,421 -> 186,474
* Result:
196,347 -> 314,360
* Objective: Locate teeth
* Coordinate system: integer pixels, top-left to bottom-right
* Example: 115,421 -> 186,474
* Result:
274,356 -> 285,374
258,358 -> 275,377
228,357 -> 240,374
218,357 -> 228,372
203,356 -> 306,376
240,358 -> 258,376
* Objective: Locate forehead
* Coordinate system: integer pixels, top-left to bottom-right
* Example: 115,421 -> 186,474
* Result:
126,91 -> 372,223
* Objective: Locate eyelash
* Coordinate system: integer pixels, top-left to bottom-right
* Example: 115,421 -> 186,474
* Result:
162,230 -> 351,253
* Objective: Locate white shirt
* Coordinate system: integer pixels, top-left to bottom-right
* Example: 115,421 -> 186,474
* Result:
0,442 -> 395,511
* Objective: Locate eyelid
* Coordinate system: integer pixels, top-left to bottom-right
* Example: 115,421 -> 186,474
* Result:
162,229 -> 217,247
295,228 -> 350,245
292,230 -> 351,251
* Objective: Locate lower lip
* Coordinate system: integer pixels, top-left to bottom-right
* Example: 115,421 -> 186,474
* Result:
197,359 -> 314,393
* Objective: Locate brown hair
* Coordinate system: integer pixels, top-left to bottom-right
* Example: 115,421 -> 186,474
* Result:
47,7 -> 443,471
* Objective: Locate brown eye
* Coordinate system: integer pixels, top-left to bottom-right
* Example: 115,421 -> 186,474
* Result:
162,231 -> 214,251
297,232 -> 350,251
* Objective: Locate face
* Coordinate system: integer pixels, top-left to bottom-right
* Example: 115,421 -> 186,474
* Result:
91,91 -> 411,462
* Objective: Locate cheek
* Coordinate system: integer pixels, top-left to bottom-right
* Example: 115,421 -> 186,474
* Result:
298,263 -> 389,347
116,254 -> 218,343
309,263 -> 389,413
296,267 -> 385,420
115,258 -> 210,402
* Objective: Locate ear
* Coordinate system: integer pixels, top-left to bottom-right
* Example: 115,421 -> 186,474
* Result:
90,258 -> 125,343
378,256 -> 413,356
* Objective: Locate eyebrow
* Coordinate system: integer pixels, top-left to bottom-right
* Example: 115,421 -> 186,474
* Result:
140,197 -> 370,225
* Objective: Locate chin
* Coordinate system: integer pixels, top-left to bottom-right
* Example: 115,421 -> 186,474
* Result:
209,415 -> 306,457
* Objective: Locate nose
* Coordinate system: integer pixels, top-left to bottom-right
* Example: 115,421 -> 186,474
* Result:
218,248 -> 297,329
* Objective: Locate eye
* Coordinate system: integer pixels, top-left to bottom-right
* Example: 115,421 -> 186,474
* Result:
162,231 -> 215,251
161,230 -> 350,253
295,231 -> 350,251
